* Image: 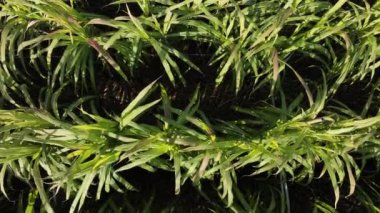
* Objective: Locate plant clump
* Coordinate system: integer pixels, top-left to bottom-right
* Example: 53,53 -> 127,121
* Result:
0,0 -> 380,212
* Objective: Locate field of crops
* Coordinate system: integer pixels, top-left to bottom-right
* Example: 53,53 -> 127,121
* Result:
0,0 -> 380,212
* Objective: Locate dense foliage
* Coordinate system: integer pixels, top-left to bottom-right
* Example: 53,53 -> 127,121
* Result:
0,0 -> 380,212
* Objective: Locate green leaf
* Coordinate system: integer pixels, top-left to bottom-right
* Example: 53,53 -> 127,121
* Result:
121,81 -> 157,118
31,162 -> 54,213
120,99 -> 161,129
